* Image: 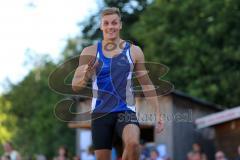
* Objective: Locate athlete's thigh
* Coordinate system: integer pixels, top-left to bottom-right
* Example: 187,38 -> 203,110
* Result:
91,113 -> 115,150
122,124 -> 140,145
115,111 -> 140,144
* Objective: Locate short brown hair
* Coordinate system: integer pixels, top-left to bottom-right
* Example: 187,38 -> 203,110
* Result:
101,7 -> 121,21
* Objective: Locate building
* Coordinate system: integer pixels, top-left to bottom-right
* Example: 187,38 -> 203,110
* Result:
68,90 -> 221,160
196,106 -> 240,159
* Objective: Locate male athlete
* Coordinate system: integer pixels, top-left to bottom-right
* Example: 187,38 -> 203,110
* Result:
72,7 -> 164,160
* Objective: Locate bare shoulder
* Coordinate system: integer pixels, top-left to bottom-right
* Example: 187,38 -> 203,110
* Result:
130,44 -> 145,63
79,44 -> 98,65
81,44 -> 97,56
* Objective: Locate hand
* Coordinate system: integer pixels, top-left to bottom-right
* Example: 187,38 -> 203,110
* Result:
84,56 -> 99,79
73,57 -> 98,88
155,113 -> 164,133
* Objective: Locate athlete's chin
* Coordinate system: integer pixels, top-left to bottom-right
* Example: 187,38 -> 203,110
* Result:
105,35 -> 118,41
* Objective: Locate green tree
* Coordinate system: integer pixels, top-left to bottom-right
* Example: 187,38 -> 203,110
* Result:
4,59 -> 75,158
132,0 -> 240,107
0,97 -> 16,154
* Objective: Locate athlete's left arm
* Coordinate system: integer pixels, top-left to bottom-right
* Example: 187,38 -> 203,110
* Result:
132,45 -> 164,133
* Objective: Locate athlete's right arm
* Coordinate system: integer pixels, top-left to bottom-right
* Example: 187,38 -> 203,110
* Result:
72,45 -> 97,92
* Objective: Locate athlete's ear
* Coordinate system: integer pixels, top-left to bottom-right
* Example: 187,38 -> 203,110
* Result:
120,21 -> 122,29
100,24 -> 102,31
100,20 -> 103,31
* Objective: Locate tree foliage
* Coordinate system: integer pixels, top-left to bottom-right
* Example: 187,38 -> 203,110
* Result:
131,0 -> 240,107
0,97 -> 16,154
2,60 -> 75,158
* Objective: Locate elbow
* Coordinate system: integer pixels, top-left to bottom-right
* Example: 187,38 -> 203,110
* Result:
72,82 -> 79,92
142,85 -> 157,97
142,84 -> 155,92
72,85 -> 80,92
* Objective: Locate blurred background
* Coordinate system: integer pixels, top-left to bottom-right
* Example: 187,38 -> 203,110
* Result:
0,0 -> 239,160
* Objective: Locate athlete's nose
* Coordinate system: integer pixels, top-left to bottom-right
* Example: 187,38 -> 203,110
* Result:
107,23 -> 115,29
107,27 -> 114,31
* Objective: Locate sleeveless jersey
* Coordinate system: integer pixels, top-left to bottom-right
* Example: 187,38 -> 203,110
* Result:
91,40 -> 136,113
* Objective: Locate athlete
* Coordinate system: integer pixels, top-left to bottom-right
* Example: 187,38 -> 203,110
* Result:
72,7 -> 164,160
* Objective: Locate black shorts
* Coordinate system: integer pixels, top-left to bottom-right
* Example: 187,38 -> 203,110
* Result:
91,110 -> 140,150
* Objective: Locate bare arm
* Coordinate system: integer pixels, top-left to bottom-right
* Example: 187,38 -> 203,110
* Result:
72,45 -> 97,92
132,45 -> 164,133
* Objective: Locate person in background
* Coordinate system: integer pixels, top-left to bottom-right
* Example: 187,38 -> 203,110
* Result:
2,141 -> 21,160
191,143 -> 207,160
1,155 -> 11,160
215,151 -> 227,160
53,146 -> 70,160
139,140 -> 149,160
72,155 -> 80,160
149,149 -> 163,160
35,154 -> 47,160
187,152 -> 194,160
235,145 -> 240,160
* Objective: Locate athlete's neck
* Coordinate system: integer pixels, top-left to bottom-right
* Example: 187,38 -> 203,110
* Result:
102,37 -> 123,46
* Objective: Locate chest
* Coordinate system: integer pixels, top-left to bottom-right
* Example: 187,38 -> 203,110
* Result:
102,48 -> 136,64
96,56 -> 133,78
102,48 -> 123,58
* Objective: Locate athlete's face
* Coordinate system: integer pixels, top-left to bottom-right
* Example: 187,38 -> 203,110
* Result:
100,14 -> 122,41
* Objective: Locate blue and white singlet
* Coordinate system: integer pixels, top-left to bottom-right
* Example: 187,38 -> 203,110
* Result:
91,40 -> 136,113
